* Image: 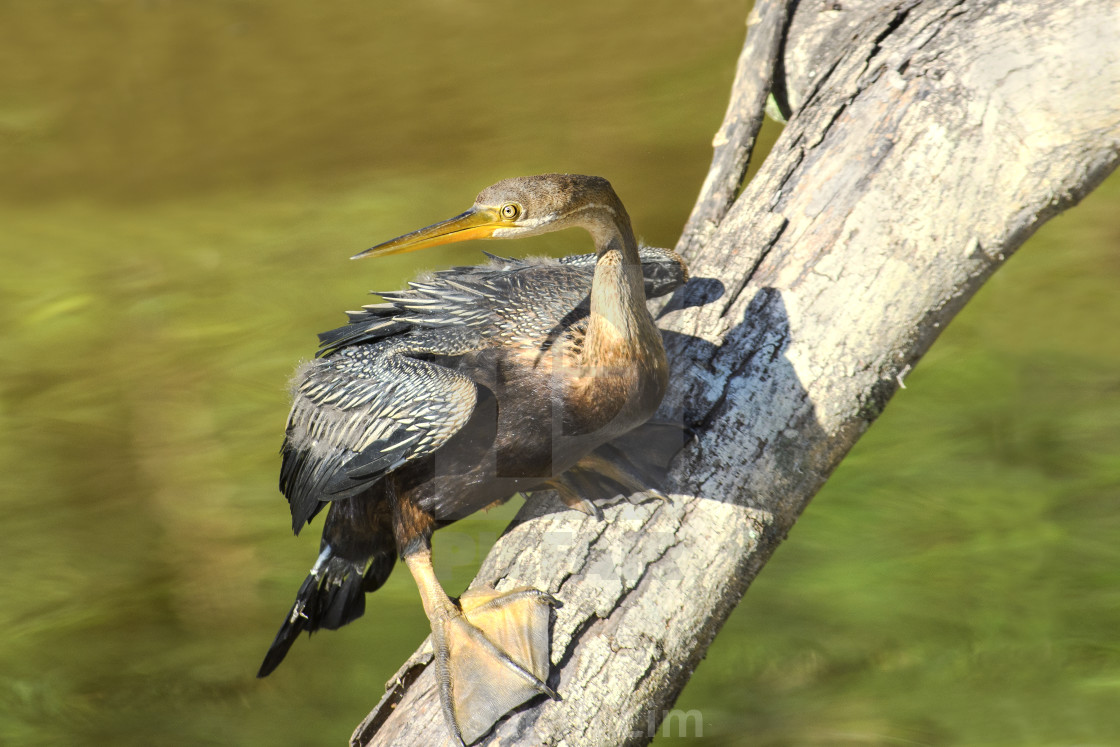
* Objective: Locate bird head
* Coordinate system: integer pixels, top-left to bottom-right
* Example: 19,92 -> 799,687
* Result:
353,174 -> 628,260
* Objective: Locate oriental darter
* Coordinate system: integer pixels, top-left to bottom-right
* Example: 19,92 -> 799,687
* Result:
258,174 -> 688,745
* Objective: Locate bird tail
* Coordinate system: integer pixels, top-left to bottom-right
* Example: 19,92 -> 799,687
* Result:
258,501 -> 396,677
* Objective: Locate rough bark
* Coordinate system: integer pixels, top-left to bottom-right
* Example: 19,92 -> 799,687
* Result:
354,0 -> 1120,744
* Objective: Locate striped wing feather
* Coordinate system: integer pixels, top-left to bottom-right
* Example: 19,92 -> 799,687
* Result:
281,248 -> 688,532
280,340 -> 478,532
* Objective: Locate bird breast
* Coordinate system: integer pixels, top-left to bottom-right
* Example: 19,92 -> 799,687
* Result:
496,322 -> 666,449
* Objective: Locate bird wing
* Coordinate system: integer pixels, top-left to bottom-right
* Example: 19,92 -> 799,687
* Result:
281,246 -> 689,532
284,261 -> 585,532
280,337 -> 479,533
314,247 -> 687,356
315,255 -> 591,355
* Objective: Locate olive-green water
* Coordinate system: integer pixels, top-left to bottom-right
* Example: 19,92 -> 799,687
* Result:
3,3 -> 1117,745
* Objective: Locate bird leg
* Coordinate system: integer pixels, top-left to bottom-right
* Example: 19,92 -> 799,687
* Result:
403,549 -> 559,745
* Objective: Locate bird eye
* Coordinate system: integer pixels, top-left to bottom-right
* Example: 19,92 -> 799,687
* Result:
500,203 -> 521,220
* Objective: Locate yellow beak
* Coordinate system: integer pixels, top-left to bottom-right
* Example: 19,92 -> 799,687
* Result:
352,207 -> 506,260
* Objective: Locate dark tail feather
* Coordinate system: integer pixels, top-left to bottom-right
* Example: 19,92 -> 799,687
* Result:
257,543 -> 395,678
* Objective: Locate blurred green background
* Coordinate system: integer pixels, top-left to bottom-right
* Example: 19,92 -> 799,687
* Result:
2,2 -> 1117,745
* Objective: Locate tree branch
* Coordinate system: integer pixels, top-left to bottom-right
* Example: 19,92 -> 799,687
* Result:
354,0 -> 1120,744
678,0 -> 794,256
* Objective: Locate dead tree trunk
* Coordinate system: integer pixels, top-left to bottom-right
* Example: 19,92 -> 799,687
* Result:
354,0 -> 1120,744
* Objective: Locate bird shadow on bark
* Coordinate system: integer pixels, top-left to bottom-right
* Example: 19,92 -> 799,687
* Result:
354,279 -> 829,746
502,270 -> 802,531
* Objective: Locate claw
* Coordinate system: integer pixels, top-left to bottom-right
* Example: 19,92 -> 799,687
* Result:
551,478 -> 605,519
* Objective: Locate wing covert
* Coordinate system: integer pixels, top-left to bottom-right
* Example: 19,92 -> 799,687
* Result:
280,340 -> 478,532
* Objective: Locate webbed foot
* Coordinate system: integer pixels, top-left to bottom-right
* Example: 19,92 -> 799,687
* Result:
405,550 -> 559,745
433,588 -> 559,744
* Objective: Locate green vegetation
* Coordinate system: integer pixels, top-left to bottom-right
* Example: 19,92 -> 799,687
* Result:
1,2 -> 1116,745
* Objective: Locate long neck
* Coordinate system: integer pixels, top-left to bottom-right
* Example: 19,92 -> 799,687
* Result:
583,213 -> 660,366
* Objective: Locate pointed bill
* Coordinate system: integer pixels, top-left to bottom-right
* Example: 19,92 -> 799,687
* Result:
353,207 -> 506,260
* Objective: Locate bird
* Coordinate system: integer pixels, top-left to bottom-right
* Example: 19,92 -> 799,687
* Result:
257,174 -> 689,745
